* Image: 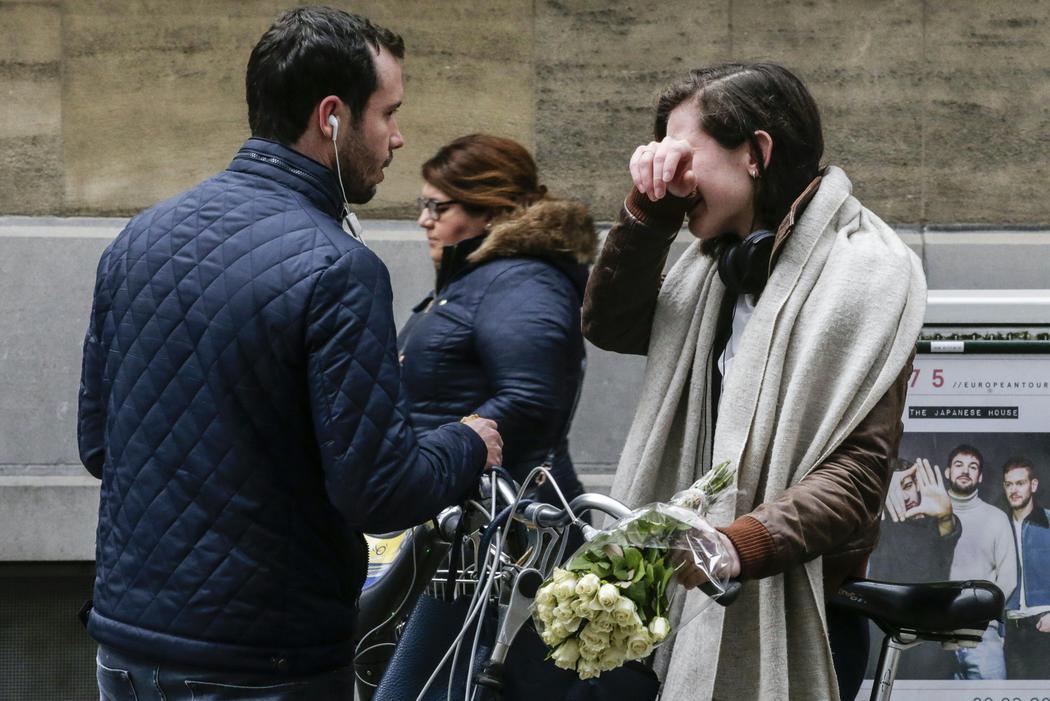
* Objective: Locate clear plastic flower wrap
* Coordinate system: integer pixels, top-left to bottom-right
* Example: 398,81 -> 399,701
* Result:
531,461 -> 738,680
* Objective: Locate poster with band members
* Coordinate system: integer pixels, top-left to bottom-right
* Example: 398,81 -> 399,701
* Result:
860,351 -> 1050,700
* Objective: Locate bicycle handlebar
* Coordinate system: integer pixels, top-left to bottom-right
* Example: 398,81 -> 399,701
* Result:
520,493 -> 633,528
452,472 -> 741,607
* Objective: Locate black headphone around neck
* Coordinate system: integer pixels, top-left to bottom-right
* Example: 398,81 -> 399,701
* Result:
717,229 -> 775,297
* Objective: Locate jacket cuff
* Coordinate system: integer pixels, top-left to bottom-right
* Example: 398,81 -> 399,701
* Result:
451,422 -> 488,473
624,186 -> 691,233
719,515 -> 777,580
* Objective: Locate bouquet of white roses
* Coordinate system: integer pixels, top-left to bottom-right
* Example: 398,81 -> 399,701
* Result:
532,461 -> 737,680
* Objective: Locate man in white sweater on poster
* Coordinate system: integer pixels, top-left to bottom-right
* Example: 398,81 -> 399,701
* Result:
939,444 -> 1017,680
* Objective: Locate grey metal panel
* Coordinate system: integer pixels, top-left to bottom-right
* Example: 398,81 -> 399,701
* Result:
2,218 -> 1049,559
0,477 -> 99,560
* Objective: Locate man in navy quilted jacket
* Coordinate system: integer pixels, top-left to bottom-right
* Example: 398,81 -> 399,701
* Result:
77,7 -> 502,699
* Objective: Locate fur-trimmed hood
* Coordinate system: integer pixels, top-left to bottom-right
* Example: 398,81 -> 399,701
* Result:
467,198 -> 597,266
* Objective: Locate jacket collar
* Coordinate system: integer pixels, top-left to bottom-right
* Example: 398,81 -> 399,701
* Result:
1024,501 -> 1050,529
432,198 -> 597,296
228,138 -> 344,219
770,174 -> 823,269
435,233 -> 488,294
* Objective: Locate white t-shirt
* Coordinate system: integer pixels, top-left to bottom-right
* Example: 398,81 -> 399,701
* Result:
717,293 -> 757,392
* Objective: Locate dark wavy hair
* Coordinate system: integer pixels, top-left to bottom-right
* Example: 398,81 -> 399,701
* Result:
246,6 -> 404,144
421,134 -> 548,218
654,63 -> 824,235
949,444 -> 985,473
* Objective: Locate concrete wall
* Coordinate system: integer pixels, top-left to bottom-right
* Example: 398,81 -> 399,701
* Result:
3,217 -> 1050,560
1,0 -> 1048,224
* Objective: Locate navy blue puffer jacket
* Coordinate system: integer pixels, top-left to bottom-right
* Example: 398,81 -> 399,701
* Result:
77,138 -> 486,675
398,200 -> 596,499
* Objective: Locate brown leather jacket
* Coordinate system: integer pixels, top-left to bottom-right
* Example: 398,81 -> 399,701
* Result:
583,186 -> 912,595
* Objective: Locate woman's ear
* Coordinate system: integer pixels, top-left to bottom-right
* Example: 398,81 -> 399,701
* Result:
751,130 -> 773,170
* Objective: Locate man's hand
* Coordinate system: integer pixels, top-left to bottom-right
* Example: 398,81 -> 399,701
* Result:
905,458 -> 954,535
630,137 -> 698,201
1037,612 -> 1050,633
463,417 -> 502,469
884,466 -> 912,522
675,531 -> 741,590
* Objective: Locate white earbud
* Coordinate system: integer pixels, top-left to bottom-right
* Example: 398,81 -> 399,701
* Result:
326,111 -> 359,243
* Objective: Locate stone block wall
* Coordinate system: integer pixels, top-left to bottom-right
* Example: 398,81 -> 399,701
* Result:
1,0 -> 1047,225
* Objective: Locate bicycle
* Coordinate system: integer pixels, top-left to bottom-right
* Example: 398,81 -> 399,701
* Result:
355,469 -> 1004,701
354,467 -> 737,701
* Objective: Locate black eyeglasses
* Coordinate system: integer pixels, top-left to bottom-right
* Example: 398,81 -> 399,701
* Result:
416,197 -> 458,221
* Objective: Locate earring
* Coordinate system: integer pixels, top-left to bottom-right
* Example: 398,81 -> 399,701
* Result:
749,169 -> 759,180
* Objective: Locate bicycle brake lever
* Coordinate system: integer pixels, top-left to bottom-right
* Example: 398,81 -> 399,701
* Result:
489,568 -> 543,665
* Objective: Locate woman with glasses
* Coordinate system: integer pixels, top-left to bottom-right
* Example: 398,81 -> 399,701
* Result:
398,134 -> 597,505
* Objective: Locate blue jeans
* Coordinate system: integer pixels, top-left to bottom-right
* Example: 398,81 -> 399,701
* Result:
96,645 -> 355,700
954,624 -> 1007,680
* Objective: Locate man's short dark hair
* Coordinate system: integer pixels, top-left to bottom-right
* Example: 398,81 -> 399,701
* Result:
246,6 -> 404,145
948,443 -> 984,473
1002,456 -> 1036,481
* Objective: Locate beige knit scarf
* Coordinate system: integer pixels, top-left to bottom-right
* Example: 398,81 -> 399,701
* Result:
610,167 -> 926,700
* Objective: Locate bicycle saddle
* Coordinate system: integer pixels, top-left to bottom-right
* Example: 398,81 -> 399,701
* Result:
830,578 -> 1003,640
356,523 -> 450,639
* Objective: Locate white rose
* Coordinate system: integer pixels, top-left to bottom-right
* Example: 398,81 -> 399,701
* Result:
570,598 -> 590,618
597,645 -> 627,672
625,630 -> 653,660
611,597 -> 636,626
589,612 -> 614,633
579,622 -> 611,648
578,640 -> 602,662
552,568 -> 575,584
535,585 -> 556,608
596,583 -> 620,611
553,602 -> 575,623
564,615 -> 583,633
554,576 -> 578,602
575,573 -> 601,599
549,620 -> 570,641
540,627 -> 565,647
535,601 -> 555,625
577,659 -> 601,680
586,596 -> 607,613
610,626 -> 632,648
551,638 -> 580,671
648,616 -> 671,643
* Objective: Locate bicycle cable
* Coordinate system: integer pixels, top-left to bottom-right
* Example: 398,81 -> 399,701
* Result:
411,465 -> 586,701
413,522 -> 502,701
462,527 -> 501,701
449,528 -> 497,701
461,465 -> 583,700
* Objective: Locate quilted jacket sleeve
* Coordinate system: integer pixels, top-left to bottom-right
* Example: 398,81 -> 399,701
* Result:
306,247 -> 487,533
472,263 -> 576,466
77,248 -> 111,479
